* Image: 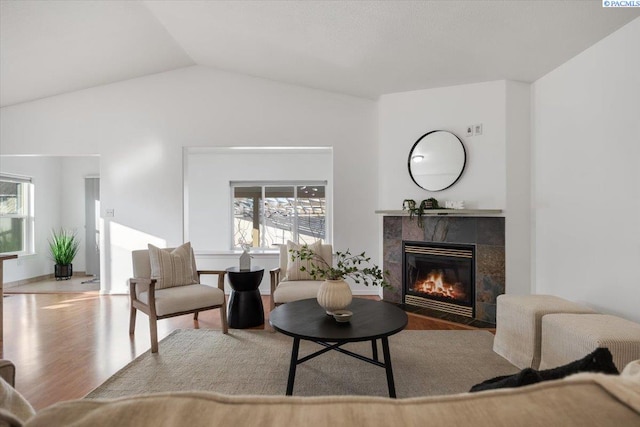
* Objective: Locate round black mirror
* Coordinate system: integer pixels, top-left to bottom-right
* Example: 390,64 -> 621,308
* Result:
408,130 -> 466,191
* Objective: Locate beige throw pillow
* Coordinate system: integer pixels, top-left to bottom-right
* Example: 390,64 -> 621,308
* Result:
286,240 -> 323,281
148,242 -> 197,289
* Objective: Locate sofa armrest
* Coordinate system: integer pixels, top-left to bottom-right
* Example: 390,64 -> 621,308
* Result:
0,360 -> 15,387
0,360 -> 36,426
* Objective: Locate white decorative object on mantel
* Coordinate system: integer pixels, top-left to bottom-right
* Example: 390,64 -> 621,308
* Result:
444,200 -> 465,209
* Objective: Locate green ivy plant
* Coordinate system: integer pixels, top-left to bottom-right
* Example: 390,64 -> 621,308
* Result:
402,198 -> 440,229
289,245 -> 390,288
48,228 -> 80,265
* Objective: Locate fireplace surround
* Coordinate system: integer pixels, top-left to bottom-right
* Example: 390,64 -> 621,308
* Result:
383,215 -> 504,325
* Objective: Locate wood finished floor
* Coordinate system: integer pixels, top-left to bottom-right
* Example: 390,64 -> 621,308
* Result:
2,292 -> 474,410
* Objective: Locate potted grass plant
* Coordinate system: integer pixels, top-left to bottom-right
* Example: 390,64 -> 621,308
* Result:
48,228 -> 80,280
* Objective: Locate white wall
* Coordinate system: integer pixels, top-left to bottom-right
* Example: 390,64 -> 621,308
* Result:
505,82 -> 532,295
378,81 -> 507,210
0,155 -> 99,283
186,148 -> 332,251
377,80 -> 532,294
185,148 -> 338,295
0,66 -> 377,294
532,18 -> 640,322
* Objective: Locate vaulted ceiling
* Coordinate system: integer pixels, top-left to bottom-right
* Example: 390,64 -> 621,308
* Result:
1,1 -> 638,107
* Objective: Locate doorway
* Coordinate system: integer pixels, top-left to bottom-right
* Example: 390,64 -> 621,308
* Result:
84,177 -> 100,281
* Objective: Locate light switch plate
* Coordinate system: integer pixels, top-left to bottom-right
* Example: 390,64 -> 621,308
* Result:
474,124 -> 483,135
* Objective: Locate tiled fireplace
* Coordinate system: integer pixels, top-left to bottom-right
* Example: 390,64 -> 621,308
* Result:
403,241 -> 475,318
383,215 -> 505,325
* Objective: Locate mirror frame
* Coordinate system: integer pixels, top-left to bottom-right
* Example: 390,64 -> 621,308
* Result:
407,130 -> 466,192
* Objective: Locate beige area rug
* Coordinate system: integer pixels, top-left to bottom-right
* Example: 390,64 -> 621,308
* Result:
87,329 -> 518,399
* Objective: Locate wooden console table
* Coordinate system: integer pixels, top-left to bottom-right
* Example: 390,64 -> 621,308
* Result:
0,255 -> 18,357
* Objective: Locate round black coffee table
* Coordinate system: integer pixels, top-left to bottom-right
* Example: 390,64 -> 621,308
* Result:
226,266 -> 264,328
269,298 -> 408,397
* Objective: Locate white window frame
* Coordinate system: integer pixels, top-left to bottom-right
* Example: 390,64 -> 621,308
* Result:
230,180 -> 330,250
0,173 -> 35,255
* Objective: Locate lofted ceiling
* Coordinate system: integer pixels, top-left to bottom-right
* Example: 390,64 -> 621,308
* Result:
1,0 -> 638,107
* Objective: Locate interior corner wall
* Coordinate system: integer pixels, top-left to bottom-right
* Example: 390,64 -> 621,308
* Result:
505,81 -> 532,295
0,66 -> 377,294
532,18 -> 640,322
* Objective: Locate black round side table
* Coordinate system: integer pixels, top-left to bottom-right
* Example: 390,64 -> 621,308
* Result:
226,266 -> 265,328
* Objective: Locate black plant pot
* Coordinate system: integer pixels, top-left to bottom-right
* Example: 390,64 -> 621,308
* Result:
54,264 -> 73,280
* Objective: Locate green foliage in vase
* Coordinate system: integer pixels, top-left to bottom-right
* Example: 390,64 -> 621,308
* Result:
289,245 -> 390,288
48,228 -> 80,265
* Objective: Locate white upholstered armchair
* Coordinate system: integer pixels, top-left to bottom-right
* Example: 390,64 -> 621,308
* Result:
129,243 -> 228,353
269,242 -> 332,311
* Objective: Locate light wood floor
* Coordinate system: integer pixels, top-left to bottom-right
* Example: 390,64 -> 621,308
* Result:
2,292 -> 473,410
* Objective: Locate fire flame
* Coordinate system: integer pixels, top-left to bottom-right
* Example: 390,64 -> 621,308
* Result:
412,270 -> 465,300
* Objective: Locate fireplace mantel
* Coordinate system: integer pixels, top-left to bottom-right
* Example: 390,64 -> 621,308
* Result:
375,209 -> 502,216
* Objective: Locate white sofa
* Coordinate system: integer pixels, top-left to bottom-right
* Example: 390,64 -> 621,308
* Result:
1,359 -> 639,427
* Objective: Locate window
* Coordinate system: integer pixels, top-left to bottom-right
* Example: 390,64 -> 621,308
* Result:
232,182 -> 327,249
0,174 -> 34,255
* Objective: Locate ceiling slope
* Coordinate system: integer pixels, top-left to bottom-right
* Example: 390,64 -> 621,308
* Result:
1,1 -> 638,107
143,1 -> 639,98
0,0 -> 194,107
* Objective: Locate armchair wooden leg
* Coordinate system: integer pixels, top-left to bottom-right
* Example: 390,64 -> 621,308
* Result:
149,316 -> 159,353
266,302 -> 278,333
220,302 -> 228,334
129,306 -> 137,335
194,311 -> 199,321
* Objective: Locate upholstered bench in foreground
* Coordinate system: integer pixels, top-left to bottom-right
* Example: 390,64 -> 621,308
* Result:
493,295 -> 596,369
17,361 -> 640,427
540,314 -> 640,371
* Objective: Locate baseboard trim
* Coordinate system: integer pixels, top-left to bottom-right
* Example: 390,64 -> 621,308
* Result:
4,271 -> 89,288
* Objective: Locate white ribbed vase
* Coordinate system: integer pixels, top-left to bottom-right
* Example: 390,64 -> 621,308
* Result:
317,279 -> 352,315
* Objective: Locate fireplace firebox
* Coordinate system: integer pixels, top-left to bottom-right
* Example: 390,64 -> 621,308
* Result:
402,241 -> 475,318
